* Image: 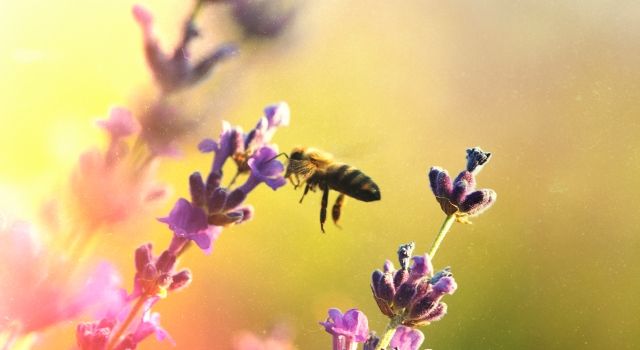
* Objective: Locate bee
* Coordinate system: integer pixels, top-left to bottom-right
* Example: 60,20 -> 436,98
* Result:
284,146 -> 381,232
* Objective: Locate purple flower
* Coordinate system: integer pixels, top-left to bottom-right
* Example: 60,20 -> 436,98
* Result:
320,308 -> 369,350
132,243 -> 192,298
77,318 -> 116,350
132,310 -> 174,345
97,107 -> 141,139
158,198 -> 220,254
229,0 -> 297,38
371,243 -> 457,327
389,326 -> 425,350
428,148 -> 496,223
237,145 -> 287,193
132,4 -> 237,93
201,121 -> 245,176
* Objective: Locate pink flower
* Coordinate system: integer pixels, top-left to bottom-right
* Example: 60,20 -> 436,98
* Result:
389,326 -> 425,350
0,221 -> 122,334
71,107 -> 167,229
320,308 -> 369,350
97,107 -> 141,139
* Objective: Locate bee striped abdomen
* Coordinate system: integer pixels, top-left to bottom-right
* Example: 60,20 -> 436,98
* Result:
326,163 -> 381,202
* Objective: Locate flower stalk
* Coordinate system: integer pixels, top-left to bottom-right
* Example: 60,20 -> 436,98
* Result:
105,295 -> 148,350
376,314 -> 403,350
428,214 -> 456,260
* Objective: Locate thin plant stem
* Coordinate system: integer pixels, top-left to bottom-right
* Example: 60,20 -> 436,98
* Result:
428,214 -> 456,260
376,315 -> 402,350
106,296 -> 148,350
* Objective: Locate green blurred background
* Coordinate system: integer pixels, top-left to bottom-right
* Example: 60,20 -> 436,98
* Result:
1,0 -> 639,349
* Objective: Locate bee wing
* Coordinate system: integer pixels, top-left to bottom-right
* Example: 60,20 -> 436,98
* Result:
286,159 -> 317,182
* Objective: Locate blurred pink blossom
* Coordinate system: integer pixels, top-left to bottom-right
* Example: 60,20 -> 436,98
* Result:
0,220 -> 122,335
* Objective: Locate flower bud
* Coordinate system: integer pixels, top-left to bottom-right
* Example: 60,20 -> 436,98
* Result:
393,281 -> 417,309
466,147 -> 491,175
135,243 -> 153,272
224,189 -> 246,210
155,251 -> 176,274
208,187 -> 228,213
393,269 -> 409,288
169,270 -> 192,291
374,273 -> 396,304
396,242 -> 415,270
189,172 -> 206,207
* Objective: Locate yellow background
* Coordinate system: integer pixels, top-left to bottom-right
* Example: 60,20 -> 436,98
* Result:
1,0 -> 639,349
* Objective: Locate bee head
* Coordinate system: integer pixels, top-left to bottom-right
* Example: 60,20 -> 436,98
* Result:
289,147 -> 306,160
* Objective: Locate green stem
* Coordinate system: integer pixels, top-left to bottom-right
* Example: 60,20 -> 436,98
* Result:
106,296 -> 148,350
376,316 -> 402,350
428,214 -> 456,260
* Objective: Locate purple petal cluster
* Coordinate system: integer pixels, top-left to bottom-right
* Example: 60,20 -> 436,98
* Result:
76,310 -> 172,350
199,102 -> 290,177
320,308 -> 370,350
160,104 -> 288,254
132,4 -> 237,94
428,147 -> 496,222
371,243 -> 457,327
132,243 -> 192,299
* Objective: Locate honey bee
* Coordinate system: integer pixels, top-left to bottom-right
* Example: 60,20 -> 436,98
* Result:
284,146 -> 381,232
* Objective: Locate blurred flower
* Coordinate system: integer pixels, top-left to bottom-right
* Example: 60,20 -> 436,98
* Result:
428,147 -> 496,223
0,220 -> 122,335
228,0 -> 297,38
132,4 -> 238,94
97,107 -> 141,140
130,310 -> 174,345
77,310 -> 173,350
76,318 -> 116,350
363,333 -> 380,350
132,243 -> 192,299
371,243 -> 456,327
233,324 -> 296,350
320,308 -> 369,350
71,107 -> 167,229
138,99 -> 193,159
389,326 -> 425,350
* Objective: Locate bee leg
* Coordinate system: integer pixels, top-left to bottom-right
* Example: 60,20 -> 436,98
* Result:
332,193 -> 345,228
320,185 -> 329,233
299,183 -> 310,203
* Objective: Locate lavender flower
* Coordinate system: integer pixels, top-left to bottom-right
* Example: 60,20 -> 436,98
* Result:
0,220 -> 122,335
97,107 -> 141,140
76,309 -> 173,349
77,318 -> 116,350
158,198 -> 221,254
200,102 -> 290,180
238,145 -> 288,192
320,308 -> 369,350
228,0 -> 297,38
371,243 -> 457,327
72,107 -> 167,228
389,326 -> 425,350
132,243 -> 192,299
428,147 -> 496,223
131,310 -> 174,345
132,4 -> 237,93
